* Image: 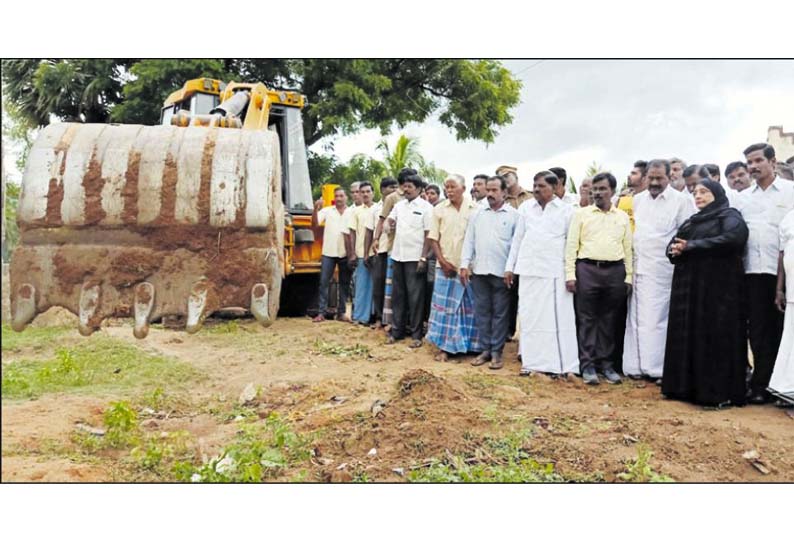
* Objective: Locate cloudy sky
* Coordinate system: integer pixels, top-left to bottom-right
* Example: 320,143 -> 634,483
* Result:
328,59 -> 794,190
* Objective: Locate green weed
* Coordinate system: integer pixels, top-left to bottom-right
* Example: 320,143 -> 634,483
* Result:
617,445 -> 674,483
312,339 -> 371,358
173,413 -> 312,483
1,337 -> 200,400
1,324 -> 71,353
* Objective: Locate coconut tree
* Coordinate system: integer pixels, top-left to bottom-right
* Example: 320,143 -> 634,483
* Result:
376,134 -> 423,178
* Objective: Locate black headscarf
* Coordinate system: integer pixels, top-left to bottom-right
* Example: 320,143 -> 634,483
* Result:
688,178 -> 730,223
676,178 -> 734,238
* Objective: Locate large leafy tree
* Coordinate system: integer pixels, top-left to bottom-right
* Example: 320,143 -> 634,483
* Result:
2,59 -> 522,147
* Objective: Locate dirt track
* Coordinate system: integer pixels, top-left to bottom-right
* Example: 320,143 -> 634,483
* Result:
2,312 -> 793,482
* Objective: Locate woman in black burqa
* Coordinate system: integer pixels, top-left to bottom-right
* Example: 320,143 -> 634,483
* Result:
662,179 -> 749,407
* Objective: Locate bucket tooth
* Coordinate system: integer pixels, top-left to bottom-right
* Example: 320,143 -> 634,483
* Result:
78,282 -> 102,336
250,283 -> 272,327
133,282 -> 155,339
186,278 -> 210,334
11,283 -> 37,332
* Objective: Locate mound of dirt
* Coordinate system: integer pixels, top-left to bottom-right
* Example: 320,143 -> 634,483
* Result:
31,306 -> 79,328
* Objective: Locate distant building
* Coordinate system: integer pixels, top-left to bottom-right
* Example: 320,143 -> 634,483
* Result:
768,126 -> 794,163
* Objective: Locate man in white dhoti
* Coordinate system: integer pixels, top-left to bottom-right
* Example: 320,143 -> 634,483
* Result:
505,171 -> 578,376
623,159 -> 695,382
770,209 -> 794,405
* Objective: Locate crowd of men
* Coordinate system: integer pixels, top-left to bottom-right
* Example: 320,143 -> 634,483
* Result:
310,143 -> 794,408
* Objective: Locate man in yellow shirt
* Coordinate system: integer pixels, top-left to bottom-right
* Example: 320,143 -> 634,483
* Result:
424,174 -> 481,362
346,181 -> 376,325
565,172 -> 633,385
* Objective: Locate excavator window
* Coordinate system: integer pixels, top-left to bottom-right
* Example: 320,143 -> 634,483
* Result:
268,105 -> 314,213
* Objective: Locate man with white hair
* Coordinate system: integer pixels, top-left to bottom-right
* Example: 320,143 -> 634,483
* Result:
350,182 -> 363,207
425,174 -> 482,362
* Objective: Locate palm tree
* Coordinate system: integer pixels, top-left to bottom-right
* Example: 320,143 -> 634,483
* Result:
376,134 -> 423,178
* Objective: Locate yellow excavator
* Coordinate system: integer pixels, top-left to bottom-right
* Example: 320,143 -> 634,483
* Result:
9,78 -> 333,338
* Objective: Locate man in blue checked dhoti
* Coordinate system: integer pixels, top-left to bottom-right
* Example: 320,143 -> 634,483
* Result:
424,174 -> 482,362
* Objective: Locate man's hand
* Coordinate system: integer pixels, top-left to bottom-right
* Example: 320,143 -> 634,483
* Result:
776,289 -> 787,313
371,238 -> 379,253
626,283 -> 633,298
565,280 -> 576,294
459,268 -> 471,287
314,198 -> 324,212
348,256 -> 357,269
364,256 -> 374,270
439,259 -> 457,278
504,271 -> 514,289
417,259 -> 427,273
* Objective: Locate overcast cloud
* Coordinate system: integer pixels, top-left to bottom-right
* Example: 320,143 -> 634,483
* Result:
329,59 -> 794,190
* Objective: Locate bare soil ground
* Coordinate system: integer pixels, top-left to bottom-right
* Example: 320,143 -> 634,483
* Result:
2,311 -> 793,482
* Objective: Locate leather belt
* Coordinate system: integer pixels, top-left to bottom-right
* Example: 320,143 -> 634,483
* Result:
577,258 -> 623,268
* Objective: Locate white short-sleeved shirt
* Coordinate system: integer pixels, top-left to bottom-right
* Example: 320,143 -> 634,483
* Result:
347,203 -> 375,258
388,196 -> 433,262
779,209 -> 794,299
736,177 -> 794,275
317,205 -> 353,258
506,197 -> 573,278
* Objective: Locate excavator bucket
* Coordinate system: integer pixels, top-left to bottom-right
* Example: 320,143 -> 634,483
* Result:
10,122 -> 285,337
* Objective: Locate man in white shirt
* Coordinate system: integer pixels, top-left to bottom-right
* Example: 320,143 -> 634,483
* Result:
364,177 -> 397,328
623,159 -> 695,382
725,161 -> 753,192
670,157 -> 687,192
312,187 -> 354,322
505,171 -> 577,376
472,174 -> 489,208
387,174 -> 434,347
347,181 -> 376,325
736,143 -> 794,404
460,176 -> 519,370
549,167 -> 578,206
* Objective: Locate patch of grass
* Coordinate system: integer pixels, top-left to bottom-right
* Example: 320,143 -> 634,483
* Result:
617,445 -> 674,483
409,428 -> 565,483
173,413 -> 313,483
312,339 -> 371,358
1,337 -> 200,400
201,321 -> 242,335
129,431 -> 193,475
1,324 -> 71,353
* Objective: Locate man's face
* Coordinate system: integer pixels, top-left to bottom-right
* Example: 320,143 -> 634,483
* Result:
334,190 -> 347,206
533,178 -> 555,205
360,185 -> 373,205
443,180 -> 463,204
486,179 -> 506,207
684,174 -> 699,194
554,180 -> 566,198
402,181 -> 420,200
351,185 -> 361,205
427,188 -> 441,206
591,179 -> 614,209
671,162 -> 685,181
746,150 -> 776,182
382,184 -> 397,197
727,166 -> 752,191
628,167 -> 645,191
579,179 -> 592,204
472,178 -> 487,200
646,166 -> 670,198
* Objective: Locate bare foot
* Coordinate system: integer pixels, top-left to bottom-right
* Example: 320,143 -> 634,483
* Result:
312,315 -> 326,323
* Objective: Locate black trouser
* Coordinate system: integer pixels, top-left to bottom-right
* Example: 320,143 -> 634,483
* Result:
471,274 -> 511,355
508,276 -> 519,339
613,296 -> 628,374
391,260 -> 427,340
318,255 -> 352,316
370,253 -> 389,321
424,257 -> 437,322
747,273 -> 784,394
574,260 -> 627,373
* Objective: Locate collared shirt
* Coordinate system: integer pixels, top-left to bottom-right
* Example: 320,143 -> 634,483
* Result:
506,188 -> 533,210
632,185 -> 695,276
367,201 -> 391,255
317,205 -> 354,258
561,192 -> 578,207
779,209 -> 794,298
379,188 -> 404,219
506,197 -> 574,278
428,198 -> 478,269
460,203 -> 518,277
617,195 -> 635,232
347,202 -> 375,258
564,204 -> 633,283
736,177 -> 794,275
388,196 -> 433,262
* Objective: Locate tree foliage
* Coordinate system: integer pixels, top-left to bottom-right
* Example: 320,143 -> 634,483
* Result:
2,59 -> 522,147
